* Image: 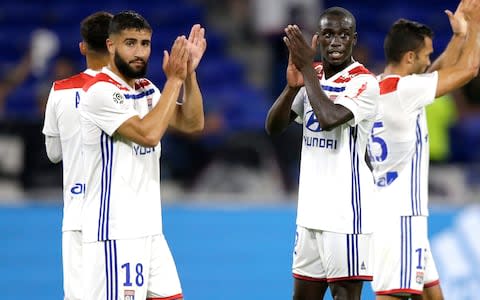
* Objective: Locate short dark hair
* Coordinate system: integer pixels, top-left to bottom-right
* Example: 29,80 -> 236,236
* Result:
319,7 -> 356,32
384,19 -> 434,64
80,11 -> 113,53
108,11 -> 152,36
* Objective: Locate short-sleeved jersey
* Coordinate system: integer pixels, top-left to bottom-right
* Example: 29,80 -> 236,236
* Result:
368,72 -> 438,217
291,62 -> 379,234
42,69 -> 98,232
80,67 -> 162,242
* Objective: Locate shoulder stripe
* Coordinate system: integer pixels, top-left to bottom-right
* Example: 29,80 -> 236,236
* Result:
83,73 -> 129,92
379,77 -> 400,95
334,66 -> 373,84
349,65 -> 373,76
135,78 -> 152,89
53,73 -> 93,90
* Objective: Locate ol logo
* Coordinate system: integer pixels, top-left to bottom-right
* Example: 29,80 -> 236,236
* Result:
305,110 -> 323,132
113,92 -> 124,105
125,289 -> 135,300
415,271 -> 424,284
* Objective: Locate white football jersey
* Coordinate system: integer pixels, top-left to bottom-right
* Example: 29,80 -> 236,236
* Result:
42,69 -> 98,232
291,62 -> 379,234
80,67 -> 163,242
368,72 -> 438,216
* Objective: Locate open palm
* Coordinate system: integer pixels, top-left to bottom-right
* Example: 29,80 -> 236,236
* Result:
187,24 -> 207,74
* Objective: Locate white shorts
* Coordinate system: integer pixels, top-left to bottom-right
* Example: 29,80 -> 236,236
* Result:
372,215 -> 440,296
82,234 -> 182,300
63,231 -> 82,300
292,226 -> 373,282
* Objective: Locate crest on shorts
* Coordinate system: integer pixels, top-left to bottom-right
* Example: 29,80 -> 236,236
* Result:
416,271 -> 424,284
125,289 -> 135,300
113,92 -> 125,105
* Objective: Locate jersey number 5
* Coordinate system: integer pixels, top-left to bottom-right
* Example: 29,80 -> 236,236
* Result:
370,121 -> 388,162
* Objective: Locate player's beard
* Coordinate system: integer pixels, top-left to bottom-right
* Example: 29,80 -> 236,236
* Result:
114,50 -> 148,79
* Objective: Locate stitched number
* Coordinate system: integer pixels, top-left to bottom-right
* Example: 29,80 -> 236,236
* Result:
121,263 -> 132,286
121,263 -> 144,287
370,121 -> 388,162
136,263 -> 144,286
415,248 -> 422,270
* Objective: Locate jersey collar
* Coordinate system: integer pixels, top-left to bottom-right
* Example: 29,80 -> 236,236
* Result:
322,61 -> 362,82
83,69 -> 99,77
101,67 -> 134,91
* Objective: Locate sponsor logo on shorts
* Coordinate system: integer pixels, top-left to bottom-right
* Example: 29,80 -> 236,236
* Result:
361,261 -> 366,271
125,289 -> 135,300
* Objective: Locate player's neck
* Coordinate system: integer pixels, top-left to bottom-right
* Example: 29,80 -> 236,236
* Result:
383,63 -> 410,77
86,55 -> 109,72
108,63 -> 136,88
323,57 -> 354,79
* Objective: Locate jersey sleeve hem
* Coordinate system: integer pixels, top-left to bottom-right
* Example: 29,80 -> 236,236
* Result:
334,97 -> 357,126
42,129 -> 60,136
104,111 -> 139,137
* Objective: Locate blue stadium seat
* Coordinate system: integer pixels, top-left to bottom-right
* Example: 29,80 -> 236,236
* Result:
4,84 -> 39,119
196,57 -> 244,87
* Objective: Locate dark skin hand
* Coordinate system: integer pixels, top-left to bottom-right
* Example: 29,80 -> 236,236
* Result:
283,24 -> 354,131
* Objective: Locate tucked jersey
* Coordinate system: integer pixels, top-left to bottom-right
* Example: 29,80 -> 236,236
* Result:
291,62 -> 379,234
368,72 -> 438,217
80,67 -> 162,242
42,69 -> 98,232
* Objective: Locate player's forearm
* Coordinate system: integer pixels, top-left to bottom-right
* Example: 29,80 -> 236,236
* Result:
172,71 -> 205,133
265,85 -> 299,135
45,136 -> 62,163
428,34 -> 465,72
457,22 -> 480,72
436,23 -> 480,97
301,66 -> 349,131
139,78 -> 183,145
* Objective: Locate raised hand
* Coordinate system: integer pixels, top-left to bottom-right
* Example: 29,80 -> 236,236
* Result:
461,0 -> 480,23
286,52 -> 304,88
283,25 -> 316,71
186,24 -> 207,74
445,0 -> 468,37
163,36 -> 189,81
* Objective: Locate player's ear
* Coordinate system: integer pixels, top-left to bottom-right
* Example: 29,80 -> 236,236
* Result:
106,38 -> 115,55
405,51 -> 416,65
79,42 -> 87,56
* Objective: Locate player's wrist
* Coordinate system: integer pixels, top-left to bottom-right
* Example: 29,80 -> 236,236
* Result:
165,77 -> 184,87
185,71 -> 196,83
453,31 -> 466,38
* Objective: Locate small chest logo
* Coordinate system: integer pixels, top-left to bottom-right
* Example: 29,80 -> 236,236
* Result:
147,96 -> 153,111
113,92 -> 124,105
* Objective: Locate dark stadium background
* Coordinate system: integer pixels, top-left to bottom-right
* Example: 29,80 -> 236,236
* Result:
0,0 -> 478,299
